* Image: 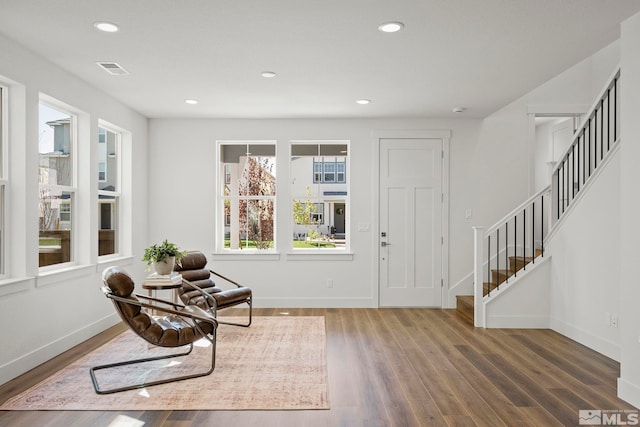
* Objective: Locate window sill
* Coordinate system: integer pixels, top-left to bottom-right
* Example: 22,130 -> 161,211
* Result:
286,251 -> 354,261
97,255 -> 135,273
211,252 -> 281,261
0,276 -> 35,297
37,264 -> 95,288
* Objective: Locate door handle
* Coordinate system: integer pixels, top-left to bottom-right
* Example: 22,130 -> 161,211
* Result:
381,242 -> 391,247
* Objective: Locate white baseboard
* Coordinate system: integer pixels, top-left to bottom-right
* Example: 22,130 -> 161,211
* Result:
551,317 -> 620,362
0,313 -> 120,386
486,314 -> 550,329
618,377 -> 640,409
255,297 -> 374,308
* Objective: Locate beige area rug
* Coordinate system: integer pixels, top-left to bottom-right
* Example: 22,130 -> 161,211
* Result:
1,316 -> 328,411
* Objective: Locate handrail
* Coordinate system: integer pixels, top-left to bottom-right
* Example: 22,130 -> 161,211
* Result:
552,68 -> 620,221
551,66 -> 620,178
486,185 -> 550,235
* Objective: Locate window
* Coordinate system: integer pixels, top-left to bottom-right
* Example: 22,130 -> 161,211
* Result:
38,102 -> 75,267
0,86 -> 5,275
291,142 -> 348,250
218,142 -> 276,251
98,124 -> 121,257
313,159 -> 346,183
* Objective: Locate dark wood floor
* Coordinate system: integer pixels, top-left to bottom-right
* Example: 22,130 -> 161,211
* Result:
0,308 -> 637,426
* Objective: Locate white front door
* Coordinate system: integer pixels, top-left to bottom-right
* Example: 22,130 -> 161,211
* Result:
379,137 -> 444,307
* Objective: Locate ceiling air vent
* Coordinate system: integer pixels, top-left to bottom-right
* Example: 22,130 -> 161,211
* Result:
96,61 -> 129,76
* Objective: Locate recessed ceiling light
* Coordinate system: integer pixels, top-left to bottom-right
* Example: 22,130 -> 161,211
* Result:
261,71 -> 277,78
185,99 -> 199,105
378,22 -> 404,33
356,99 -> 371,105
94,22 -> 119,33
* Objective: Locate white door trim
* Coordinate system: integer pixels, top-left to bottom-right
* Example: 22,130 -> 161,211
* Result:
372,130 -> 451,308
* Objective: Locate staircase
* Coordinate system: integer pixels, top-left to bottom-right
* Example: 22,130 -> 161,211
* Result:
456,251 -> 542,324
456,68 -> 620,327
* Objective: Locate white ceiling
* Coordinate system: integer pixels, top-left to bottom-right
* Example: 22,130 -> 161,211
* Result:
1,0 -> 639,119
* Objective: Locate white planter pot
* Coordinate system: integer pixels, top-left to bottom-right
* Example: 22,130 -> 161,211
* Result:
153,256 -> 175,275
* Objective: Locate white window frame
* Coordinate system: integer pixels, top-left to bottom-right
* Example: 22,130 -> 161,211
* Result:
216,140 -> 277,254
290,141 -> 350,253
97,121 -> 123,260
0,84 -> 6,277
38,97 -> 78,271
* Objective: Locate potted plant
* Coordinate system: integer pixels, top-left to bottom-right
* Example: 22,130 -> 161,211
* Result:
142,239 -> 187,275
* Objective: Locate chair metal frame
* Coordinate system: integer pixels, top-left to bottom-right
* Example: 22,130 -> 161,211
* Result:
90,287 -> 218,394
182,269 -> 252,327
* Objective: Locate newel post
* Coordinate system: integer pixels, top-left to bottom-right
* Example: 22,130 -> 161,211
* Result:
473,226 -> 486,328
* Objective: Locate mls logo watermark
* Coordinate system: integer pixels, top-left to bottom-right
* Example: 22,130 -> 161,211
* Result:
579,409 -> 639,425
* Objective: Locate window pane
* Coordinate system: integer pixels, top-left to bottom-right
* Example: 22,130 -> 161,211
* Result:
323,162 -> 335,182
99,196 -> 118,256
0,87 -> 4,274
243,199 -> 274,250
228,199 -> 274,250
337,162 -> 346,182
320,144 -> 347,155
221,144 -> 276,197
292,144 -> 318,156
0,87 -> 3,178
0,185 -> 4,275
39,190 -> 72,266
98,127 -> 118,192
39,104 -> 73,187
239,157 -> 276,196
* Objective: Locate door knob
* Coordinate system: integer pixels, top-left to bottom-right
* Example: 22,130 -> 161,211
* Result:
381,242 -> 391,247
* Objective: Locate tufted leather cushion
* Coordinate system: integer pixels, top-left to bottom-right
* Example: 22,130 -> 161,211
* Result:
102,266 -> 214,347
174,251 -> 223,309
103,266 -> 135,297
210,287 -> 252,309
175,251 -> 208,271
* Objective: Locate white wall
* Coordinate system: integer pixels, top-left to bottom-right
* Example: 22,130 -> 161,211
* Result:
548,149 -> 621,360
0,33 -> 149,385
618,10 -> 640,409
485,257 -> 551,329
149,118 -> 481,307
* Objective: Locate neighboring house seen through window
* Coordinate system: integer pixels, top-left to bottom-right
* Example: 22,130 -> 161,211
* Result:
291,142 -> 348,250
38,101 -> 75,267
98,124 -> 121,257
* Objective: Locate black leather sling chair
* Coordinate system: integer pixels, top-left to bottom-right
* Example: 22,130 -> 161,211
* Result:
174,251 -> 252,327
91,266 -> 218,394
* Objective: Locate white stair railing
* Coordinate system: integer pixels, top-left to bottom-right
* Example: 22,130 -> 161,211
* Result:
471,67 -> 621,328
473,186 -> 550,327
552,68 -> 620,224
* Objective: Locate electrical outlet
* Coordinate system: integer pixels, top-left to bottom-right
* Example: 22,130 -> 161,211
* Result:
611,314 -> 618,327
327,278 -> 333,288
605,312 -> 611,325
